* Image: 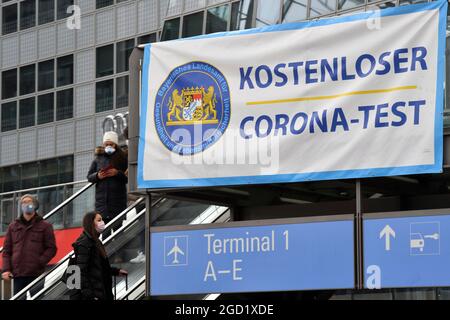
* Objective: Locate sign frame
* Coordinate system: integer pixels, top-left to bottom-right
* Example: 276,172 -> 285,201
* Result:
149,214 -> 355,296
363,208 -> 450,289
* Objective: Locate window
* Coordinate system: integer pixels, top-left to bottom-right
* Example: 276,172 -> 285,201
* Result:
20,0 -> 36,30
231,0 -> 255,31
182,12 -> 204,38
56,89 -> 73,120
96,0 -> 114,9
38,93 -> 54,124
370,1 -> 396,9
2,69 -> 17,99
161,18 -> 180,41
282,0 -> 307,23
116,39 -> 135,73
96,80 -> 114,112
206,5 -> 230,34
138,33 -> 157,45
57,0 -> 73,19
2,4 -> 17,35
20,64 -> 36,96
58,155 -> 73,183
0,156 -> 74,196
310,0 -> 336,18
57,55 -> 74,87
96,44 -> 114,78
399,0 -> 428,5
19,97 -> 36,128
116,76 -> 128,109
21,162 -> 39,189
337,0 -> 365,10
39,158 -> 58,186
39,0 -> 55,25
38,59 -> 54,91
2,166 -> 21,193
256,0 -> 280,27
1,102 -> 17,132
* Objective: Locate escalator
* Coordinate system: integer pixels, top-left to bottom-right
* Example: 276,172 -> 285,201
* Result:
7,191 -> 146,300
117,203 -> 230,301
9,189 -> 230,300
0,181 -> 97,300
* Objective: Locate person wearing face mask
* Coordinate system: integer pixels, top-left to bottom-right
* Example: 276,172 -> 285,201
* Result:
87,131 -> 128,227
1,195 -> 57,295
71,212 -> 127,300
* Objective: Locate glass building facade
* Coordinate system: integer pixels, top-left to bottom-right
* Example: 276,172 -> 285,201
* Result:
1,0 -> 448,196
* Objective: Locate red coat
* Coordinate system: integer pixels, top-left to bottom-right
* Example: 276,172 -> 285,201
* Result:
2,215 -> 57,277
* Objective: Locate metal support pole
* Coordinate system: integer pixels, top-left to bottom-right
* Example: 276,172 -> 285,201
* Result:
355,179 -> 364,289
13,193 -> 17,220
145,192 -> 152,298
63,185 -> 68,228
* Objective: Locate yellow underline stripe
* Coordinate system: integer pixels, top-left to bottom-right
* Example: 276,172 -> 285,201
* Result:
246,85 -> 418,106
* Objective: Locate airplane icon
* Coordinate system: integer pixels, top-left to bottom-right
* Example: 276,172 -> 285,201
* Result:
167,238 -> 185,264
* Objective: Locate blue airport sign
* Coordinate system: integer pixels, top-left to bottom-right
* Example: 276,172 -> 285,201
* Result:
150,217 -> 354,295
364,211 -> 450,289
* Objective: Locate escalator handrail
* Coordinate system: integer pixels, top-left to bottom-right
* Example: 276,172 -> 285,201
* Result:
117,206 -> 230,300
101,197 -> 144,235
120,276 -> 145,300
0,182 -> 95,254
0,180 -> 89,197
9,196 -> 155,300
29,207 -> 148,301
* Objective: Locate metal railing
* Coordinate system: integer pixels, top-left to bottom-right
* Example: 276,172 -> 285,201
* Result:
0,181 -> 95,300
26,205 -> 148,300
120,276 -> 145,300
0,180 -> 94,235
0,182 -> 94,254
0,180 -> 89,198
117,205 -> 231,300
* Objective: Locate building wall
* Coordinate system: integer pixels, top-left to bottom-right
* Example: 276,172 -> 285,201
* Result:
0,0 -> 167,184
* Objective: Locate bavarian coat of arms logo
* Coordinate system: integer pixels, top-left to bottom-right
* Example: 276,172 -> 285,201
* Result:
155,62 -> 231,155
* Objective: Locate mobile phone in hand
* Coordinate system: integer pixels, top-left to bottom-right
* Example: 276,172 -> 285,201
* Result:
102,164 -> 114,172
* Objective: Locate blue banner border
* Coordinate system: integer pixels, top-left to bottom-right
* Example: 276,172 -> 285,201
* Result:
138,0 -> 446,189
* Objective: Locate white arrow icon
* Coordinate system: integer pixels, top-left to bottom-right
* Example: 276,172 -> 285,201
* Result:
380,225 -> 396,251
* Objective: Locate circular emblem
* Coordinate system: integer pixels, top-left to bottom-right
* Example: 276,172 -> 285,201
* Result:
154,62 -> 231,155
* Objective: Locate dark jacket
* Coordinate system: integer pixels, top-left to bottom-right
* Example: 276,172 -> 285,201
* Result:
87,146 -> 128,221
2,215 -> 57,277
72,231 -> 119,300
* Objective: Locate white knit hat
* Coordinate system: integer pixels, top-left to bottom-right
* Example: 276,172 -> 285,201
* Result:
103,131 -> 118,145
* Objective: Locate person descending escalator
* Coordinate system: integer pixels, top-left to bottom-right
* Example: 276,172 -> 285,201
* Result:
1,194 -> 57,296
70,212 -> 127,300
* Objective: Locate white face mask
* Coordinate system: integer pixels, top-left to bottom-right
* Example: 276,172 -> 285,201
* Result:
105,146 -> 116,155
95,221 -> 106,233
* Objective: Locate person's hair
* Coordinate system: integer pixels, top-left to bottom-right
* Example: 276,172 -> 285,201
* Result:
82,211 -> 107,258
110,145 -> 128,171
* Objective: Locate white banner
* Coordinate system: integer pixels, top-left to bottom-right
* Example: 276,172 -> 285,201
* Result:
138,0 -> 446,189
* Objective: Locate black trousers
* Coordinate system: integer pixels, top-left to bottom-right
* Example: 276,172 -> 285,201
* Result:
13,276 -> 44,298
